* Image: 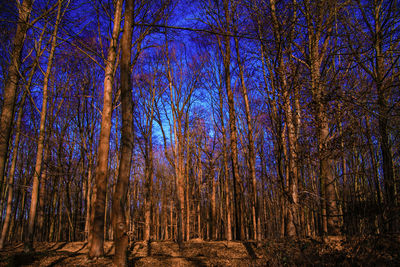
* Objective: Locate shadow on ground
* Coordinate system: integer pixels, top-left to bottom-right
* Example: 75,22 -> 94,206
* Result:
1,235 -> 399,266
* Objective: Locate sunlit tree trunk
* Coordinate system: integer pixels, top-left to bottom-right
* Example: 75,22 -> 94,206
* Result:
89,0 -> 123,258
233,20 -> 258,241
219,0 -> 244,240
24,0 -> 64,251
184,125 -> 191,241
217,81 -> 232,241
268,0 -> 299,237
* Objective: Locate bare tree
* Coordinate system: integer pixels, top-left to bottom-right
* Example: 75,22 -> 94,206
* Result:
89,0 -> 123,258
112,0 -> 134,264
24,0 -> 66,251
0,0 -> 33,205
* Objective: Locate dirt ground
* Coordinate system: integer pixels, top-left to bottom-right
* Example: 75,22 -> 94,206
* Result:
1,235 -> 399,266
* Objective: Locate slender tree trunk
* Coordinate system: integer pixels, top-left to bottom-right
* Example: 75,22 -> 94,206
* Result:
176,123 -> 185,244
144,136 -> 154,241
17,175 -> 27,241
85,156 -> 93,241
24,1 -> 63,251
196,154 -> 202,239
36,144 -> 49,241
89,0 -> 123,258
373,2 -> 395,232
185,134 -> 190,241
165,38 -> 186,245
232,20 -> 258,240
219,0 -> 244,240
217,83 -> 232,241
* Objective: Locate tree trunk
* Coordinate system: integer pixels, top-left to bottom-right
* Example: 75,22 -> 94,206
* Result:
373,1 -> 395,232
220,0 -> 244,240
112,0 -> 134,264
89,0 -> 123,258
24,1 -> 63,252
0,0 -> 33,198
303,0 -> 340,236
217,82 -> 232,241
233,20 -> 258,241
144,139 -> 154,241
0,26 -> 47,245
0,89 -> 27,249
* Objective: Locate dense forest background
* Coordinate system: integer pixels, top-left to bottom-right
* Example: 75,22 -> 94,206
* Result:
0,0 -> 399,265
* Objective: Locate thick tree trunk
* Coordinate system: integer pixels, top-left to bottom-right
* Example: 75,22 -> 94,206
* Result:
0,0 -> 33,198
0,25 -> 48,244
112,0 -> 134,264
0,90 -> 27,249
302,0 -> 340,236
89,0 -> 123,258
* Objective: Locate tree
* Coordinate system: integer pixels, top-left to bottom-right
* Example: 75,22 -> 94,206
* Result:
89,0 -> 123,258
232,4 -> 259,240
112,0 -> 134,264
343,0 -> 400,232
24,0 -> 66,251
219,0 -> 245,240
299,0 -> 342,235
0,0 -> 33,209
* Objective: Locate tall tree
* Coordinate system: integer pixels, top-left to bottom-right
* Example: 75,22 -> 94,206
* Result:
232,6 -> 259,240
344,0 -> 400,232
24,0 -> 65,251
0,0 -> 33,203
0,16 -> 49,248
220,0 -> 244,240
112,0 -> 134,264
300,0 -> 341,235
89,0 -> 123,258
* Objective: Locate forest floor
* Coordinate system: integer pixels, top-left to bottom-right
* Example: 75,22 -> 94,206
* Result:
1,235 -> 400,266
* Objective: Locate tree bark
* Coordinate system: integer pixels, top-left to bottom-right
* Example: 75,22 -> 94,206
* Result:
269,0 -> 299,237
0,22 -> 49,244
233,22 -> 258,241
112,0 -> 134,264
0,89 -> 27,249
89,0 -> 123,258
217,82 -> 232,241
0,0 -> 33,203
24,0 -> 63,252
220,0 -> 244,240
302,0 -> 340,236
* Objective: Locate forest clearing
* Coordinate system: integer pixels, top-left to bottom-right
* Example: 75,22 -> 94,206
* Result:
1,236 -> 400,266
